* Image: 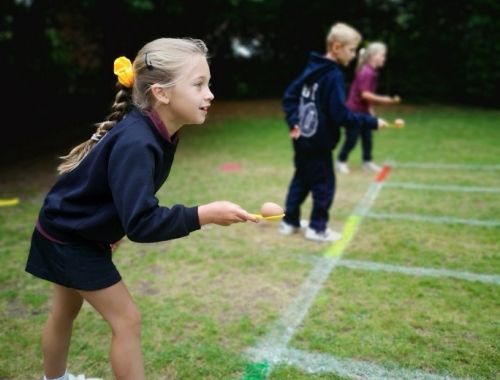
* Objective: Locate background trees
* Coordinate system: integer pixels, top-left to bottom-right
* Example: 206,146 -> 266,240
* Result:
1,0 -> 499,155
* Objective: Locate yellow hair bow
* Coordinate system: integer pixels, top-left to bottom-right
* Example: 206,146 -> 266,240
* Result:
113,56 -> 134,88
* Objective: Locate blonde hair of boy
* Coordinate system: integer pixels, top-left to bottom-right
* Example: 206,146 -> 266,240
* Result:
326,22 -> 362,51
356,41 -> 387,72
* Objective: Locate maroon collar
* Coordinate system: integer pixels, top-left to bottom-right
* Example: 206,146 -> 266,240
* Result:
143,109 -> 178,144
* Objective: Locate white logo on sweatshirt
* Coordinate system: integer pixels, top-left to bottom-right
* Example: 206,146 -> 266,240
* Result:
298,83 -> 319,138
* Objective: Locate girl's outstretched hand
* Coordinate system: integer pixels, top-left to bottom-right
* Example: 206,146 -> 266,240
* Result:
198,201 -> 258,226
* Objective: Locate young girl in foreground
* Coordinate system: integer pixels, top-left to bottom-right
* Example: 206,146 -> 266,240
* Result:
26,37 -> 256,380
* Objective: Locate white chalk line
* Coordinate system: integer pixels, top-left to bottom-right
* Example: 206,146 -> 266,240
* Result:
366,212 -> 500,227
389,161 -> 500,171
297,255 -> 500,286
247,256 -> 341,365
247,346 -> 465,380
245,163 -> 495,379
245,173 -> 386,376
337,259 -> 500,285
384,181 -> 500,193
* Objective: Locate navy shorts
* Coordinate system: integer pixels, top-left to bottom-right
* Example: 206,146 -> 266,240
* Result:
25,228 -> 121,291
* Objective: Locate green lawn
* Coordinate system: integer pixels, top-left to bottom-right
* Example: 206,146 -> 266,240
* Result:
291,268 -> 499,379
0,101 -> 499,379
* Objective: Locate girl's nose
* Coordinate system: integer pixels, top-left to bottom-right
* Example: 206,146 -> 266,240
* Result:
206,88 -> 215,101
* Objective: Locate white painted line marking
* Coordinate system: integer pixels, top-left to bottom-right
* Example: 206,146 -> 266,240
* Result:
246,171 -> 387,375
390,162 -> 500,171
248,256 -> 340,364
367,212 -> 500,227
337,259 -> 500,285
244,162 -> 496,379
385,181 -> 500,193
249,346 -> 465,380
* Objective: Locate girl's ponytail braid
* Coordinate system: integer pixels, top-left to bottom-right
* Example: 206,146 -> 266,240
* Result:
57,59 -> 134,174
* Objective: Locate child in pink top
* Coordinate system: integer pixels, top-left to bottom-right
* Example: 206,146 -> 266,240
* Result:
337,42 -> 401,173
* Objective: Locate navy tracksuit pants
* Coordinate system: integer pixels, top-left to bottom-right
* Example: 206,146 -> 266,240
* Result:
283,152 -> 335,232
338,124 -> 373,162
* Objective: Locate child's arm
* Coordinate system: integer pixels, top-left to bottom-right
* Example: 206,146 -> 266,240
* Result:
107,141 -> 256,243
326,74 -> 379,130
282,76 -> 304,130
106,116 -> 258,244
109,151 -> 199,241
362,91 -> 401,105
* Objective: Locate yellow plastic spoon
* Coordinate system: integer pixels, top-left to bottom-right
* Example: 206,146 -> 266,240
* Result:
249,213 -> 285,222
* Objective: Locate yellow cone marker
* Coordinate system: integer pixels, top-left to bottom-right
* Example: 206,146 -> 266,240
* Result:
0,198 -> 20,207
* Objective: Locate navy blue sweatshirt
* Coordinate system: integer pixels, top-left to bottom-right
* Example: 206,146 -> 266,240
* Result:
283,52 -> 378,154
38,108 -> 200,245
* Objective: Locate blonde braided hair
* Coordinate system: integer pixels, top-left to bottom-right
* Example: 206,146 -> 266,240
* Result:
57,87 -> 131,173
57,37 -> 208,174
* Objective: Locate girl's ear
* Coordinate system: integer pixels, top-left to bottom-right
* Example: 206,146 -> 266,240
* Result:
151,85 -> 170,104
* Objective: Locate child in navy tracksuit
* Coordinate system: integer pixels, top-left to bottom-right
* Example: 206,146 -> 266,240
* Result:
25,38 -> 256,380
280,22 -> 387,242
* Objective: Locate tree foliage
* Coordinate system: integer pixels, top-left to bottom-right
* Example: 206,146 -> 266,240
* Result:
1,0 -> 498,130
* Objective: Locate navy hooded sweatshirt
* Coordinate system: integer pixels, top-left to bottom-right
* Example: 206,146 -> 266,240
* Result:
283,52 -> 378,154
37,107 -> 200,245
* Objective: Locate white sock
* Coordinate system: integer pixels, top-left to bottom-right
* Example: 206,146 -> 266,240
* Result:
44,369 -> 68,380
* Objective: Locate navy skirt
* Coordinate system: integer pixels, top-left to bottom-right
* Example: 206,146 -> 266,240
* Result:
25,228 -> 121,291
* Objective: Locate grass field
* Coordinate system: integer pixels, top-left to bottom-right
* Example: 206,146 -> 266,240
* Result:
0,101 -> 499,379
